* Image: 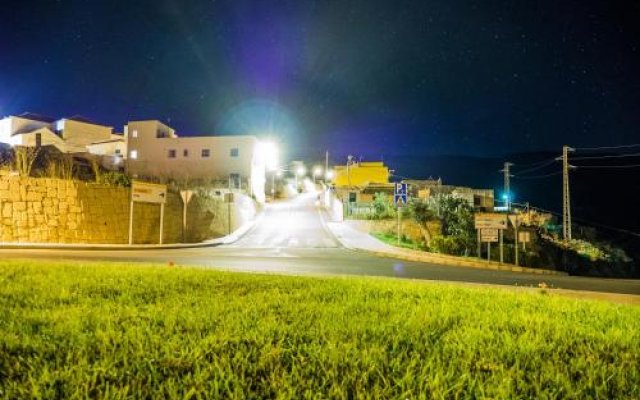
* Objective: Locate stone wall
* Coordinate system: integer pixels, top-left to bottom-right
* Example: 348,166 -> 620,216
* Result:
344,218 -> 442,245
0,177 -> 254,245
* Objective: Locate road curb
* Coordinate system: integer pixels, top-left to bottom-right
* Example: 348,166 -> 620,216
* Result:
0,211 -> 262,251
363,250 -> 567,275
326,221 -> 566,276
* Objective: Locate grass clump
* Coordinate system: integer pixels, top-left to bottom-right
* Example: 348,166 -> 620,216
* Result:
0,259 -> 638,399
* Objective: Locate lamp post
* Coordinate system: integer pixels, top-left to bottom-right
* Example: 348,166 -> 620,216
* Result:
313,166 -> 322,184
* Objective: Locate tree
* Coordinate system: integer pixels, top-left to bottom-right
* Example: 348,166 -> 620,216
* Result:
408,199 -> 437,244
436,195 -> 477,256
13,146 -> 40,177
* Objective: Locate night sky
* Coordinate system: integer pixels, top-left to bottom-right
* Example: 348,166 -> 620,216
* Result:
1,0 -> 640,160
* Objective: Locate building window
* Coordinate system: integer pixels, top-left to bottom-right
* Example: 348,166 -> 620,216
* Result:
230,148 -> 239,157
157,130 -> 168,138
132,129 -> 138,138
35,133 -> 42,148
115,149 -> 121,155
168,149 -> 176,158
183,149 -> 189,157
202,149 -> 210,158
130,150 -> 138,159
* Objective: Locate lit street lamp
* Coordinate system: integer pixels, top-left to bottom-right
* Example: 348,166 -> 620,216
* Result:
313,166 -> 322,184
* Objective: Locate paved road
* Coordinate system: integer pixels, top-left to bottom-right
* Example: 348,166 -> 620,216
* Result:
1,193 -> 639,295
229,194 -> 339,248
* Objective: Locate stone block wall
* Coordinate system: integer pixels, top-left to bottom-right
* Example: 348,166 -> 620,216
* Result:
0,177 -> 253,245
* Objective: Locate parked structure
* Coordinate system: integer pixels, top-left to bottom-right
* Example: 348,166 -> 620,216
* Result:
125,120 -> 266,202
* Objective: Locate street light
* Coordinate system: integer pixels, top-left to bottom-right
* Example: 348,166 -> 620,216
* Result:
295,166 -> 306,190
257,141 -> 279,172
313,166 -> 322,184
325,170 -> 334,180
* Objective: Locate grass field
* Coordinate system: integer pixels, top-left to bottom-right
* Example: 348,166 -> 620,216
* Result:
0,259 -> 638,399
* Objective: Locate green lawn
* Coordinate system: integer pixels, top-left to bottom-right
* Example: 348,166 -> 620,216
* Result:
0,260 -> 638,399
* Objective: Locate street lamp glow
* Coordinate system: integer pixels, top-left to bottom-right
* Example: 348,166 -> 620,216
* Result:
257,141 -> 279,172
296,166 -> 306,176
325,170 -> 334,180
313,166 -> 322,176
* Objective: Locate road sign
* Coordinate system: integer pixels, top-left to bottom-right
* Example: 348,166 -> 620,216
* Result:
129,181 -> 168,245
480,228 -> 499,242
131,181 -> 167,204
518,231 -> 531,243
508,214 -> 522,229
394,183 -> 408,206
474,213 -> 508,230
180,190 -> 194,204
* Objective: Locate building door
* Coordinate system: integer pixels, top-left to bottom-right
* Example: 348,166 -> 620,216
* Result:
35,133 -> 42,148
229,173 -> 241,190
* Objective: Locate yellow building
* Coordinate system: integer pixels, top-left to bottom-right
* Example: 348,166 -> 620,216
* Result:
333,161 -> 389,187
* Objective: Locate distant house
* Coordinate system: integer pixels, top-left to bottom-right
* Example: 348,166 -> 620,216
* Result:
402,178 -> 494,211
124,120 -> 267,202
0,113 -> 117,155
333,161 -> 390,188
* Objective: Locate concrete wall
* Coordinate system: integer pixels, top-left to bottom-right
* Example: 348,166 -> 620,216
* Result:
0,177 -> 255,245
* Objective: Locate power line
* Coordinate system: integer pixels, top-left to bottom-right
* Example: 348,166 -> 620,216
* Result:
571,152 -> 640,160
512,171 -> 562,179
512,158 -> 558,175
574,143 -> 640,151
575,163 -> 640,169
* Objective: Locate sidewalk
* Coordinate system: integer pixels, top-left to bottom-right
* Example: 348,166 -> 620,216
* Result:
326,220 -> 566,276
0,214 -> 260,251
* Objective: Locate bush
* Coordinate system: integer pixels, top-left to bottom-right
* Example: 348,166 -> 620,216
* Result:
99,171 -> 131,187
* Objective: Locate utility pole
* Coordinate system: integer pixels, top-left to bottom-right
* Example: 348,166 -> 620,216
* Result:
325,151 -> 329,179
562,145 -> 574,242
347,154 -> 353,188
501,162 -> 513,211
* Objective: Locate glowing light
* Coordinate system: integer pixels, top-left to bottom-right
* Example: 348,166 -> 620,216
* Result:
325,170 -> 334,180
257,141 -> 279,171
296,166 -> 306,176
313,166 -> 323,176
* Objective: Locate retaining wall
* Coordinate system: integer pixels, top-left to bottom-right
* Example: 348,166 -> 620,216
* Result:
0,177 -> 255,245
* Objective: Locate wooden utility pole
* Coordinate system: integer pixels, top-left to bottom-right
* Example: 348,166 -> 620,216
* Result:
501,162 -> 513,210
562,145 -> 574,241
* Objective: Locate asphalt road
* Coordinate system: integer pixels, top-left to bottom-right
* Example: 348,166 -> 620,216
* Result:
1,193 -> 639,295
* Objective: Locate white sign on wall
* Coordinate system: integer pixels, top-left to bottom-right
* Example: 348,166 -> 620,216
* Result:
132,181 -> 167,204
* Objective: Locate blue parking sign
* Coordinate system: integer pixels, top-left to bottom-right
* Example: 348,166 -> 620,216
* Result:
394,183 -> 408,206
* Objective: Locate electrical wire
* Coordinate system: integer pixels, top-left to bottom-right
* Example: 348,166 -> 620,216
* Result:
575,164 -> 640,169
511,158 -> 559,175
570,152 -> 640,160
574,143 -> 640,151
512,171 -> 562,179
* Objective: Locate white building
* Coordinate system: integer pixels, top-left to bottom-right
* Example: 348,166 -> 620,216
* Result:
125,120 -> 267,202
0,113 -> 119,155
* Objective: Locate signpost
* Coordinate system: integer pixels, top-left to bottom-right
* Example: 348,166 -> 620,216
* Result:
129,181 -> 167,245
518,230 -> 531,252
394,183 -> 408,245
509,214 -> 522,266
475,213 -> 508,262
180,190 -> 195,243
